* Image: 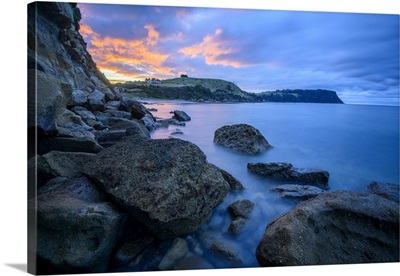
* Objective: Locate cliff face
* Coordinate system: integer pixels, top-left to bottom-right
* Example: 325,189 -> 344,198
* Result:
28,2 -> 111,91
27,2 -> 118,158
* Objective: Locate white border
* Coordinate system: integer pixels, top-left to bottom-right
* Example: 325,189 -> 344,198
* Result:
1,1 -> 399,276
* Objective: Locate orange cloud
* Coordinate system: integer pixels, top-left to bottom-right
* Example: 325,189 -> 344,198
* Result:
180,28 -> 243,68
144,24 -> 159,46
79,23 -> 173,81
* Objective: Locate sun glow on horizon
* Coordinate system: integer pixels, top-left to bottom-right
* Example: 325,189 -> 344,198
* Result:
79,22 -> 175,82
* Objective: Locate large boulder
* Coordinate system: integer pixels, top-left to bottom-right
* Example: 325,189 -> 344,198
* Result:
83,136 -> 230,239
213,124 -> 272,155
256,190 -> 399,266
34,177 -> 126,273
247,162 -> 329,189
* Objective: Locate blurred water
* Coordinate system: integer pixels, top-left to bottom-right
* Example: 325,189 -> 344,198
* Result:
147,102 -> 399,267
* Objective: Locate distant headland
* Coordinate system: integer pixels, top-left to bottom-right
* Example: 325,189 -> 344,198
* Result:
114,76 -> 344,104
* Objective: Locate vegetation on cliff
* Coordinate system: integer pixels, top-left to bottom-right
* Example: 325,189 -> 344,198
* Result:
115,77 -> 344,104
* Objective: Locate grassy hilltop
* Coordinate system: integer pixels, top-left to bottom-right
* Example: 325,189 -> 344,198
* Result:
161,77 -> 246,96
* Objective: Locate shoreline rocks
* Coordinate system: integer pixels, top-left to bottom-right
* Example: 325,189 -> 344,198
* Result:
213,124 -> 272,155
247,162 -> 329,189
256,190 -> 399,266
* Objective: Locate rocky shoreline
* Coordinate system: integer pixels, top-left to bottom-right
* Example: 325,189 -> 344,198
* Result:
28,2 -> 399,274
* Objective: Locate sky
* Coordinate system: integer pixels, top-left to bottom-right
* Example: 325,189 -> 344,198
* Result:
78,2 -> 399,105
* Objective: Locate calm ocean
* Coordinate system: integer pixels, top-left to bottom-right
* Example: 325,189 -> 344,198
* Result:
147,102 -> 399,267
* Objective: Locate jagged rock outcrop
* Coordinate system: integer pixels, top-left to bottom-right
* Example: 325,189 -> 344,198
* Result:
214,124 -> 272,155
256,190 -> 399,266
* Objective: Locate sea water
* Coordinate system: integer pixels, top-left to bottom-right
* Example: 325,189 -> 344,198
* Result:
146,102 -> 399,267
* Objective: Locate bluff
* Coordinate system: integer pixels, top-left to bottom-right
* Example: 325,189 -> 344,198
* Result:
115,78 -> 344,104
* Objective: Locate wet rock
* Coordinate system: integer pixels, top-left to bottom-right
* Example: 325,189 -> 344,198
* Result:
228,199 -> 255,219
226,199 -> 255,236
129,239 -> 174,271
155,118 -> 186,128
256,190 -> 399,266
208,241 -> 243,267
140,113 -> 157,130
274,184 -> 325,200
111,225 -> 155,268
247,162 -> 329,189
170,128 -> 184,135
227,217 -> 247,235
120,96 -> 153,120
173,110 -> 191,121
214,124 -> 272,155
83,137 -> 230,239
367,181 -> 399,203
34,177 -> 126,273
219,168 -> 244,190
158,238 -> 189,270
